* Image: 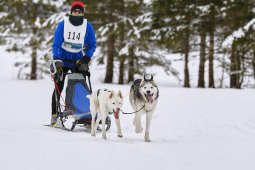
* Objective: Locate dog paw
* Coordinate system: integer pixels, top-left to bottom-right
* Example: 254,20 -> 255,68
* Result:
91,129 -> 95,136
91,132 -> 96,137
144,132 -> 150,142
102,134 -> 107,140
144,135 -> 151,142
117,134 -> 123,138
144,138 -> 151,142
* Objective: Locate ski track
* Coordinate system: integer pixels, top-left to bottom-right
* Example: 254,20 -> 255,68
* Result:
1,48 -> 255,170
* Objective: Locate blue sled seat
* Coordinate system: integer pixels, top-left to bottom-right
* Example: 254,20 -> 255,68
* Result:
65,73 -> 92,119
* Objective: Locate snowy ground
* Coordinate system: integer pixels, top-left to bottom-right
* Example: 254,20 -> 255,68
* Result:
1,47 -> 255,170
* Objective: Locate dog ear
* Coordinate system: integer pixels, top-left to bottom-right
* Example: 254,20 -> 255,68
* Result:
118,90 -> 123,99
109,91 -> 114,99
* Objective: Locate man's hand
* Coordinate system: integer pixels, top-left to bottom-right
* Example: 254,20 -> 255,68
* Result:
50,59 -> 64,74
56,67 -> 63,73
76,55 -> 91,66
76,60 -> 83,67
76,55 -> 91,71
76,56 -> 91,77
76,61 -> 89,72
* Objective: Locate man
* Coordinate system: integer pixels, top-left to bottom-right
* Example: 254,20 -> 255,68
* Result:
51,1 -> 97,126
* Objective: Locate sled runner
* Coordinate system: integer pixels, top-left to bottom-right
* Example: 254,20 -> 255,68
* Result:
49,60 -> 111,131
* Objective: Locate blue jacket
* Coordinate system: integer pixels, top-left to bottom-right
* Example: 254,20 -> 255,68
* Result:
52,19 -> 97,68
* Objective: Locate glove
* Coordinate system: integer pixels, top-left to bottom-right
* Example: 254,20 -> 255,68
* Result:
76,55 -> 91,66
55,60 -> 63,73
76,60 -> 83,67
56,67 -> 63,73
50,59 -> 64,74
77,64 -> 90,77
76,56 -> 91,71
77,62 -> 89,72
76,57 -> 90,76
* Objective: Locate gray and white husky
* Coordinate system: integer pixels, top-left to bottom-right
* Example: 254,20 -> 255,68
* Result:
129,74 -> 159,142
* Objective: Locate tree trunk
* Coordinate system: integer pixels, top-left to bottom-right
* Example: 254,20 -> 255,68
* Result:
219,54 -> 226,88
183,28 -> 190,88
230,43 -> 236,88
239,49 -> 245,88
128,46 -> 134,83
197,30 -> 206,88
30,4 -> 37,80
230,42 -> 242,89
235,48 -> 241,88
30,44 -> 37,80
118,22 -> 125,84
118,55 -> 125,84
118,1 -> 125,84
104,32 -> 115,83
253,49 -> 255,81
208,30 -> 215,88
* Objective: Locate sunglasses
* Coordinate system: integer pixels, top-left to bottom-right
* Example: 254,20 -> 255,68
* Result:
72,9 -> 83,14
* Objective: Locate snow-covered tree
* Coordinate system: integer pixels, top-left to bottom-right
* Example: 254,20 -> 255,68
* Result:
0,0 -> 67,80
220,0 -> 255,88
86,0 -> 160,84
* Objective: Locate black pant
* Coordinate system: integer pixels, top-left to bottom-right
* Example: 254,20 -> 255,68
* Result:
51,67 -> 85,115
51,67 -> 69,115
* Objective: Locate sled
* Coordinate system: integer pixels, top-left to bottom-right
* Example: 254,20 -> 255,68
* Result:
50,60 -> 111,131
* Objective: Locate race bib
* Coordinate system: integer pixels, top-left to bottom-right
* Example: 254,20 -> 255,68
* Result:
62,16 -> 87,53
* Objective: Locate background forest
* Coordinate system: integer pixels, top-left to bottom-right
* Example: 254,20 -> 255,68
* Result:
1,0 -> 255,88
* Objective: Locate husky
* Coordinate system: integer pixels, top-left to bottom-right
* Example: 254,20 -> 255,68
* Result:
90,89 -> 124,140
129,74 -> 159,142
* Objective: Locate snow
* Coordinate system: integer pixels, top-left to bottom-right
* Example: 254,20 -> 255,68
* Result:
1,46 -> 255,170
119,43 -> 129,55
197,5 -> 211,15
0,12 -> 7,19
34,17 -> 41,28
0,28 -> 10,37
42,13 -> 66,27
135,12 -> 152,23
222,18 -> 255,48
143,0 -> 152,4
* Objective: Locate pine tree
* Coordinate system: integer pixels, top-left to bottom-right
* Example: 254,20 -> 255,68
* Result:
152,0 -> 198,87
86,0 -> 151,83
221,0 -> 255,88
0,0 -> 65,80
85,0 -> 120,83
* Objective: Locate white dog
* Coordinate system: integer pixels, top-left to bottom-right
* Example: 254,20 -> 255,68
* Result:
129,74 -> 159,142
90,89 -> 124,140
